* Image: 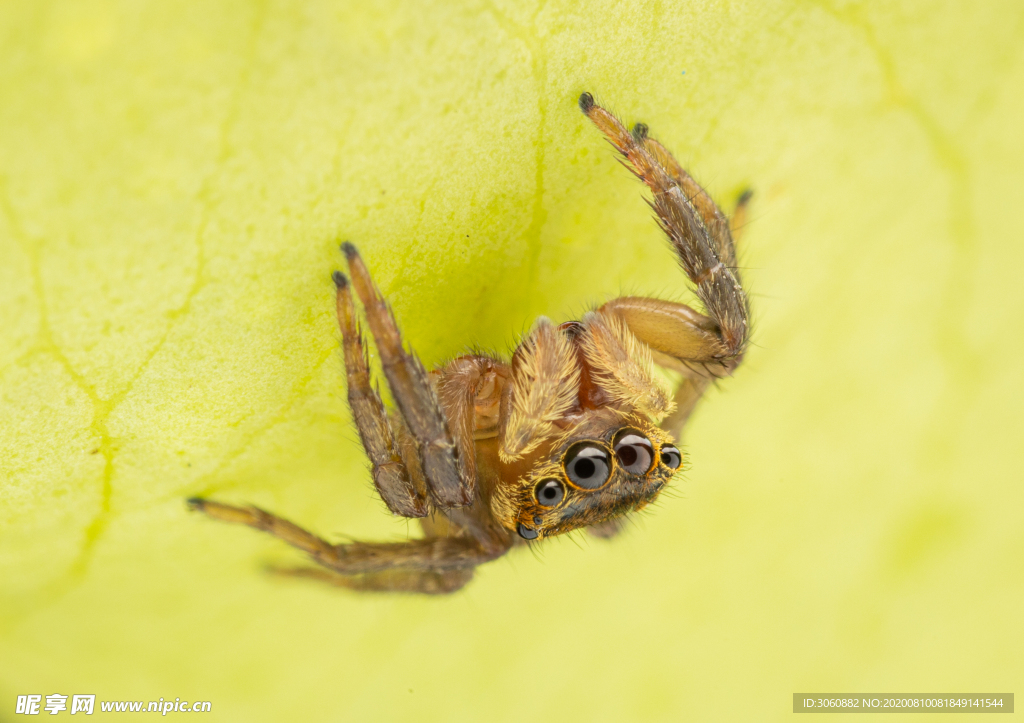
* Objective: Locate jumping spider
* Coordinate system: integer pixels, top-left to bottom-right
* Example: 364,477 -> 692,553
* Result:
189,92 -> 751,594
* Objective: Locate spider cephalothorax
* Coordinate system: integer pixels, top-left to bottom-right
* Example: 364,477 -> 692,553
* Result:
189,93 -> 752,594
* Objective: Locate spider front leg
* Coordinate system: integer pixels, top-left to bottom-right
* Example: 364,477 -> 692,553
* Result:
334,271 -> 427,518
581,93 -> 751,439
340,243 -> 475,510
188,248 -> 512,592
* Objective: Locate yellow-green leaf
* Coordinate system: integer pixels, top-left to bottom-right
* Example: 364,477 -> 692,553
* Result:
2,1 -> 1022,719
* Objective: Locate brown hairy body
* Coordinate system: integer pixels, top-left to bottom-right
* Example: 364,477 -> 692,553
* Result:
189,93 -> 752,594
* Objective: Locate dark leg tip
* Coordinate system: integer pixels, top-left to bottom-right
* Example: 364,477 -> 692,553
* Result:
737,187 -> 754,206
578,92 -> 595,113
632,122 -> 649,140
340,241 -> 358,260
186,497 -> 205,511
331,270 -> 347,289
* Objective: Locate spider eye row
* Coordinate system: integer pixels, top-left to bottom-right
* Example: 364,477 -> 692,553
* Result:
532,431 -> 681,507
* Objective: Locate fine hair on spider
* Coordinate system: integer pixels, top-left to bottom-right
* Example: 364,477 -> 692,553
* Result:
188,91 -> 753,595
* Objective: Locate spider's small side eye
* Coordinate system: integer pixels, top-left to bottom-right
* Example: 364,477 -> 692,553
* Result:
660,445 -> 682,470
517,522 -> 539,540
535,478 -> 565,507
564,442 -> 611,489
613,431 -> 654,475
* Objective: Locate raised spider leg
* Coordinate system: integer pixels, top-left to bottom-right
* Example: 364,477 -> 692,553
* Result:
658,188 -> 750,439
580,93 -> 751,439
187,499 -> 500,575
341,242 -> 474,509
596,190 -> 749,440
267,565 -> 474,595
333,271 -> 427,518
630,124 -> 748,271
580,92 -> 749,359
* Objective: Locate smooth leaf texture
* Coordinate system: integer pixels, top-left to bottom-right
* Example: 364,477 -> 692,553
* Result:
1,1 -> 1022,720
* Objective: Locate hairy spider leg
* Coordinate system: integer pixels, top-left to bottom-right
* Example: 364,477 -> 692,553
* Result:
333,271 -> 427,517
579,93 -> 751,442
580,93 -> 749,359
190,250 -> 516,591
341,243 -> 474,509
632,125 -> 740,271
187,499 -> 500,575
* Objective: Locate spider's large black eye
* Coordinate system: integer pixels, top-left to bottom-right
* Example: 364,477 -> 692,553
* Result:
563,442 -> 611,489
535,478 -> 565,507
613,431 -> 654,475
660,445 -> 682,470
